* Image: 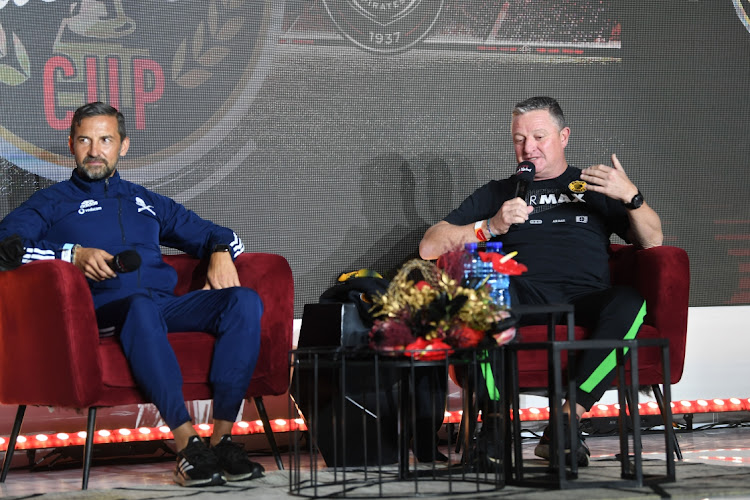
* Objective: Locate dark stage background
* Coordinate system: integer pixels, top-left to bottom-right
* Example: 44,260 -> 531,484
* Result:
1,0 -> 749,315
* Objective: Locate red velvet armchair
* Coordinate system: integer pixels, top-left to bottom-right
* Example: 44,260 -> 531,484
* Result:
514,244 -> 690,390
512,244 -> 690,455
0,252 -> 294,488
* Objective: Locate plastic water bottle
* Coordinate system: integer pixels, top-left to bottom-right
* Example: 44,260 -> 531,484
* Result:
482,242 -> 511,310
463,242 -> 479,288
464,242 -> 511,310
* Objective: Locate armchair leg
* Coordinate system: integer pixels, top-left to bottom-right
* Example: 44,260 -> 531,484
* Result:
0,405 -> 26,483
652,384 -> 683,460
82,407 -> 97,490
253,397 -> 284,470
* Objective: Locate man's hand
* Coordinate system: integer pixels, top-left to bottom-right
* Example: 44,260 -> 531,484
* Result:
580,153 -> 638,203
489,197 -> 534,235
419,198 -> 534,260
203,251 -> 240,290
74,247 -> 117,281
582,153 -> 663,249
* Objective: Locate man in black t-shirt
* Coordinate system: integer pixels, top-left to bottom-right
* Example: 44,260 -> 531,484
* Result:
419,96 -> 663,467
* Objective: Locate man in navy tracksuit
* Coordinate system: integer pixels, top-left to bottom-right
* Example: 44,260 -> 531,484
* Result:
0,102 -> 263,487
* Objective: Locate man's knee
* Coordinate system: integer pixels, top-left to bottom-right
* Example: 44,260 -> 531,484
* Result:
611,286 -> 646,316
99,294 -> 164,337
224,287 -> 264,320
113,295 -> 169,351
219,288 -> 263,348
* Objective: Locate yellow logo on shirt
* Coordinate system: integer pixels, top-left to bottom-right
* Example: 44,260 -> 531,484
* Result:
569,180 -> 587,193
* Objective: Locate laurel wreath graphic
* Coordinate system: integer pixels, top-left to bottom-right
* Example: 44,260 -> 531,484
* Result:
171,0 -> 245,89
0,22 -> 31,86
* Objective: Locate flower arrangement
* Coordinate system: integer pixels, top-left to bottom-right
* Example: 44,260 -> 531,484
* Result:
369,248 -> 527,359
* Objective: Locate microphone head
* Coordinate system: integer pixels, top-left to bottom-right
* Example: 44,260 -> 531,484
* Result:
112,250 -> 142,273
515,161 -> 536,183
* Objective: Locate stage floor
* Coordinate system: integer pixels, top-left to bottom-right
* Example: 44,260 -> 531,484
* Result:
0,422 -> 749,499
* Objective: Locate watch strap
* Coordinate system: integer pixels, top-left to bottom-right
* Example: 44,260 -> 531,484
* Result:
212,244 -> 231,253
624,191 -> 644,209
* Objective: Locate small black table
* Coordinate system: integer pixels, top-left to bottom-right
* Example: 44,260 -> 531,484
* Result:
288,346 -> 507,498
503,304 -> 676,489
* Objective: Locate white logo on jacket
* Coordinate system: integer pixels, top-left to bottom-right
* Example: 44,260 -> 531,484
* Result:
78,199 -> 102,214
135,197 -> 156,216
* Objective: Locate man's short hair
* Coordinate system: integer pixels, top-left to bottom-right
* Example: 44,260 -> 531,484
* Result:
512,96 -> 567,131
70,102 -> 128,140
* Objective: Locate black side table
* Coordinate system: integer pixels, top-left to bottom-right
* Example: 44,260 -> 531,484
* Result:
503,303 -> 676,489
288,347 -> 507,498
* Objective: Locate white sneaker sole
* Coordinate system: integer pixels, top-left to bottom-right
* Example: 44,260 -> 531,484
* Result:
173,471 -> 226,487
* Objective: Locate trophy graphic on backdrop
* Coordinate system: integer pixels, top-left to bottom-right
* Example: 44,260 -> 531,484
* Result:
49,0 -> 148,122
54,0 -> 135,45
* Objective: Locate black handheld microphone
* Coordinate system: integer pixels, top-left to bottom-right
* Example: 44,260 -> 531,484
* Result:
513,161 -> 536,203
108,250 -> 142,273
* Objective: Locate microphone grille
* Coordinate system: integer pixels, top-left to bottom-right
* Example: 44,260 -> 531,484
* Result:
515,161 -> 536,181
117,250 -> 142,272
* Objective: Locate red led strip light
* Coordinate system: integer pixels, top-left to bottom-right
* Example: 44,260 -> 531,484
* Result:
1,398 -> 747,451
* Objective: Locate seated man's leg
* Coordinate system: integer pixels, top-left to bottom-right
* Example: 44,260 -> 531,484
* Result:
569,285 -> 646,412
96,294 -> 192,430
472,277 -> 555,468
160,287 -> 264,481
97,295 -> 226,487
160,287 -> 263,425
532,285 -> 646,466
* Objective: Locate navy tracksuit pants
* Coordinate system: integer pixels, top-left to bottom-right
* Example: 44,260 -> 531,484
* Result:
95,287 -> 263,429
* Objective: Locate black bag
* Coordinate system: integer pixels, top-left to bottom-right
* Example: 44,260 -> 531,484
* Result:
319,275 -> 389,328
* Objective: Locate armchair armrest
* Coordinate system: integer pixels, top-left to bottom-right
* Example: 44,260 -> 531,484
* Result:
235,253 -> 295,396
165,252 -> 294,396
609,244 -> 690,382
0,260 -> 102,406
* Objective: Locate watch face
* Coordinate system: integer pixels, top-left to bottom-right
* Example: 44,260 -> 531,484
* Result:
629,192 -> 644,209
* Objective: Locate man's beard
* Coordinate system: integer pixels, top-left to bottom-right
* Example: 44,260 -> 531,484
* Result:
76,157 -> 118,181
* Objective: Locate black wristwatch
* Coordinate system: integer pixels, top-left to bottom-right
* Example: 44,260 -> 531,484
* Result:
212,244 -> 231,253
623,191 -> 644,210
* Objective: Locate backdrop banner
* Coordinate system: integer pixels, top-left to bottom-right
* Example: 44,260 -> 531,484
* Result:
1,0 -> 749,313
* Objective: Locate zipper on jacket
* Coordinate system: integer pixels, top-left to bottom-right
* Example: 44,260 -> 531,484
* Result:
117,192 -> 142,288
117,197 -> 126,244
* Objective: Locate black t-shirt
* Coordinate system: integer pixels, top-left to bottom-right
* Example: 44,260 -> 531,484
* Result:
444,166 -> 630,288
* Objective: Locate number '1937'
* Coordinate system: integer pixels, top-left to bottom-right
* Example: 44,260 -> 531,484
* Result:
369,32 -> 401,45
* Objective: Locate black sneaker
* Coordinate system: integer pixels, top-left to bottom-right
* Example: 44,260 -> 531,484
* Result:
211,434 -> 265,481
533,417 -> 590,467
174,435 -> 226,487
